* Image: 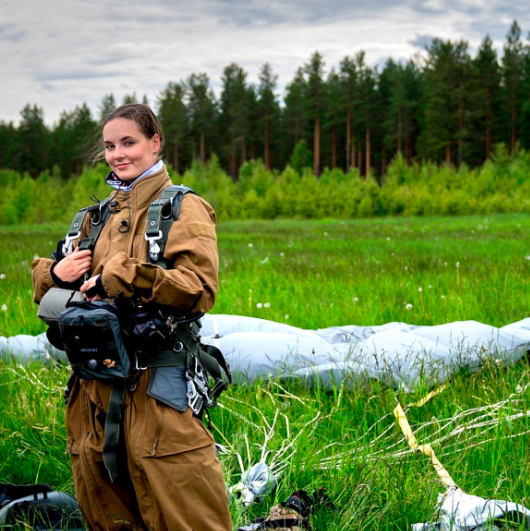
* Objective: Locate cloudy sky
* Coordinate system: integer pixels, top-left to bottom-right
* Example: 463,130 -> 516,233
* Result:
2,0 -> 530,124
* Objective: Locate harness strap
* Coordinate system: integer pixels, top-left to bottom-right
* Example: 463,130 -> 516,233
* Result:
102,380 -> 126,483
62,198 -> 110,256
145,185 -> 197,268
135,350 -> 187,370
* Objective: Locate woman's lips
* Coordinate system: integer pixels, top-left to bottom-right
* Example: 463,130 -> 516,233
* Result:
116,163 -> 129,170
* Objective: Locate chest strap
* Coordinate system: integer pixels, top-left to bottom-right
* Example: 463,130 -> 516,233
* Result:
145,185 -> 197,268
62,198 -> 111,256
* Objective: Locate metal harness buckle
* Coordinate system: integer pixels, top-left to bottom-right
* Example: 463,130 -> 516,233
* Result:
62,231 -> 81,256
144,230 -> 163,261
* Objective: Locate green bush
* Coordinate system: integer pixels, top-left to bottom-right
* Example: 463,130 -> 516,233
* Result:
2,150 -> 530,224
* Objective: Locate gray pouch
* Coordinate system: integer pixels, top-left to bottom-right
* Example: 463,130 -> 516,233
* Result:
37,288 -> 84,325
147,366 -> 189,412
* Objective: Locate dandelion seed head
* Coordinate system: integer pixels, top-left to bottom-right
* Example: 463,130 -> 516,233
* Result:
456,262 -> 460,268
1,304 -> 7,311
280,252 -> 285,257
285,315 -> 289,320
0,274 -> 5,280
516,385 -> 523,393
256,303 -> 263,309
441,295 -> 446,299
353,297 -> 359,303
248,243 -> 253,248
405,303 -> 413,310
418,287 -> 423,292
264,302 -> 270,308
428,285 -> 433,289
387,237 -> 391,241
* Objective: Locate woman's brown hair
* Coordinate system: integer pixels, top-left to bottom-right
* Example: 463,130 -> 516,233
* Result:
91,103 -> 165,162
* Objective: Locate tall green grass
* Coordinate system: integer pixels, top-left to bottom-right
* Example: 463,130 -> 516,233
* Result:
1,216 -> 529,530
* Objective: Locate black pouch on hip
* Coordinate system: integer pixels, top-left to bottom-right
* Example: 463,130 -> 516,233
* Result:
58,301 -> 133,380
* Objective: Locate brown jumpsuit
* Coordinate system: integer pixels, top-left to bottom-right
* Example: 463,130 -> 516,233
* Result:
32,167 -> 232,531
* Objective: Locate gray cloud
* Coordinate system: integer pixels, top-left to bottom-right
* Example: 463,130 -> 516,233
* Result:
409,34 -> 435,49
1,0 -> 530,124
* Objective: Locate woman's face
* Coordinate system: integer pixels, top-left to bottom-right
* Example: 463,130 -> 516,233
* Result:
103,117 -> 160,182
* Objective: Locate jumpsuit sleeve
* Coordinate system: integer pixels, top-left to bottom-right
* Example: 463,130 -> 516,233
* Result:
100,194 -> 219,315
31,214 -> 92,304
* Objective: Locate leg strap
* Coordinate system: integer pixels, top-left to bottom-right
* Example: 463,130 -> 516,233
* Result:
103,380 -> 126,482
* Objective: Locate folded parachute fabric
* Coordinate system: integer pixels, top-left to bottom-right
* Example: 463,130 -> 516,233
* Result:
228,462 -> 277,506
3,314 -> 530,389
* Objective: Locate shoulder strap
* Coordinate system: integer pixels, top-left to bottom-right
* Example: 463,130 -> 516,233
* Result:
145,185 -> 198,269
62,198 -> 111,256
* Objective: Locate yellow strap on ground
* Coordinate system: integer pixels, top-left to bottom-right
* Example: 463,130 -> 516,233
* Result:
413,383 -> 448,408
393,402 -> 456,487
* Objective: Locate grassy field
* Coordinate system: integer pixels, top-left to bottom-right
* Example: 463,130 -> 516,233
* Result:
1,214 -> 530,530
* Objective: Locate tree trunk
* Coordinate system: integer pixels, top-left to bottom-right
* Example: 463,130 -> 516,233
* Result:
406,134 -> 412,165
358,144 -> 362,176
241,136 -> 246,164
250,143 -> 255,160
351,142 -> 356,169
230,144 -> 237,180
200,131 -> 205,164
511,92 -> 516,151
314,117 -> 321,177
445,145 -> 451,167
332,125 -> 337,169
174,144 -> 179,174
264,127 -> 270,170
397,109 -> 402,153
365,127 -> 371,176
382,145 -> 386,178
458,98 -> 463,166
346,106 -> 351,171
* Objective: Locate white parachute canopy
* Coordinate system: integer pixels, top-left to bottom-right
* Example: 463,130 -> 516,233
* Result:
2,314 -> 530,389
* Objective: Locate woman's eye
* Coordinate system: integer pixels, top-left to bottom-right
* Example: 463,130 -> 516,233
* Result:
125,141 -> 135,146
105,145 -> 114,150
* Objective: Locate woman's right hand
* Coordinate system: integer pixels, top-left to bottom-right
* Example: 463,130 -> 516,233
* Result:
53,247 -> 92,283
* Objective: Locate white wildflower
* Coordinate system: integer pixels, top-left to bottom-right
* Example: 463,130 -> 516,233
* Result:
441,295 -> 446,299
0,274 -> 5,280
404,266 -> 408,271
387,237 -> 391,241
428,285 -> 433,289
444,262 -> 448,266
285,315 -> 289,320
324,232 -> 328,236
418,287 -> 423,292
264,302 -> 270,308
516,385 -> 523,393
248,243 -> 253,248
256,303 -> 263,309
1,304 -> 7,311
405,303 -> 413,310
353,297 -> 359,303
526,256 -> 530,261
249,288 -> 252,293
280,252 -> 285,257
456,262 -> 460,268
260,256 -> 270,265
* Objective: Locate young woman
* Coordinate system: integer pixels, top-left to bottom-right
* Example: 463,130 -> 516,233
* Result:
32,104 -> 232,531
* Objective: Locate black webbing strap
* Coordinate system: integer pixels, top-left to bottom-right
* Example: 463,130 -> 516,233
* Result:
102,380 -> 126,482
135,350 -> 187,369
63,198 -> 110,255
78,198 -> 111,252
198,345 -> 232,403
145,185 -> 197,269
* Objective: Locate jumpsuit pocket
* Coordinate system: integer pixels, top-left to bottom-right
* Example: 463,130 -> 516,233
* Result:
141,399 -> 214,458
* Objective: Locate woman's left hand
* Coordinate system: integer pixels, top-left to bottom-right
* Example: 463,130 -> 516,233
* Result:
80,275 -> 102,301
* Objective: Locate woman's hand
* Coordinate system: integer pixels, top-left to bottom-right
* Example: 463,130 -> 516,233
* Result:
80,275 -> 102,301
54,247 -> 92,283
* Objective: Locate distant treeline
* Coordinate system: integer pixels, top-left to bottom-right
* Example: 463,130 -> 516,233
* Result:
1,145 -> 530,225
2,20 -> 530,179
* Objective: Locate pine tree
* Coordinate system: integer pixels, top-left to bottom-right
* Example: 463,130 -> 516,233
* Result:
303,52 -> 326,176
475,35 -> 503,159
17,104 -> 49,177
283,68 -> 307,166
99,94 -> 116,122
257,63 -> 280,170
502,20 -> 525,151
187,73 -> 216,164
325,68 -> 343,169
122,92 -> 138,105
339,56 -> 357,171
157,82 -> 187,173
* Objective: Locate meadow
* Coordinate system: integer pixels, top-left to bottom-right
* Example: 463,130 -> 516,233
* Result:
1,214 -> 529,530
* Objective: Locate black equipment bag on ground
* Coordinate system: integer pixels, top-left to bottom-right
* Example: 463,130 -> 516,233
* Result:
0,482 -> 84,530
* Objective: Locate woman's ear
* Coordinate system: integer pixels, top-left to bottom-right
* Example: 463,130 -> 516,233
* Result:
152,134 -> 161,156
